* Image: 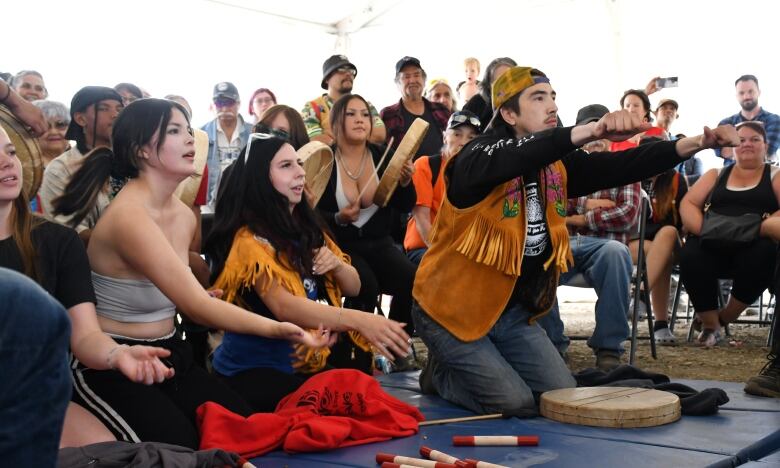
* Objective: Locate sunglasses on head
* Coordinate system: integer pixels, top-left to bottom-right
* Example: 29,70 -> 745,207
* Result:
254,123 -> 290,141
449,113 -> 481,128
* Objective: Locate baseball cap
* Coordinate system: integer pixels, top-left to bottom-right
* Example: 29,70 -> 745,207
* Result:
491,66 -> 549,110
447,110 -> 481,131
64,86 -> 123,140
395,56 -> 423,76
212,82 -> 240,102
575,104 -> 610,125
321,55 -> 357,90
655,98 -> 679,111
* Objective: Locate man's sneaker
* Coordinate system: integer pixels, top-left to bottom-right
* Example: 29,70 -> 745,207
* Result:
744,353 -> 780,398
654,326 -> 677,346
419,354 -> 438,395
595,349 -> 621,372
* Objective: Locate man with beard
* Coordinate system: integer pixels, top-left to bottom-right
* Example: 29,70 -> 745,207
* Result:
716,75 -> 780,165
301,55 -> 386,146
381,56 -> 451,158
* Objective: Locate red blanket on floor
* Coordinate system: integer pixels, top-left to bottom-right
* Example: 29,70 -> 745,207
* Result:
197,369 -> 425,458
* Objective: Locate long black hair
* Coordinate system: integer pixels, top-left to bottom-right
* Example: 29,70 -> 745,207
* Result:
52,98 -> 190,228
204,135 -> 331,286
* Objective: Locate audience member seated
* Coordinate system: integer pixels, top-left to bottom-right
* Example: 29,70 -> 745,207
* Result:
302,54 -> 386,146
204,134 -> 410,410
31,99 -> 70,168
462,57 -> 516,132
679,121 -> 780,347
675,133 -> 704,185
628,136 -> 688,345
11,70 -> 48,101
201,82 -> 253,207
248,87 -> 277,123
425,78 -> 457,113
114,83 -> 144,107
317,94 -> 417,337
381,56 -> 451,158
255,104 -> 310,150
405,110 -> 480,265
38,86 -> 124,237
66,98 -> 327,448
456,57 -> 481,104
610,89 -> 665,151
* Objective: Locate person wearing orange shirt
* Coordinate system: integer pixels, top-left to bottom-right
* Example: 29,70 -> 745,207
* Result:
405,110 -> 481,265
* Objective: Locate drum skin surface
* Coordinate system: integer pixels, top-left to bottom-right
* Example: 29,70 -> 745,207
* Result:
540,386 -> 681,428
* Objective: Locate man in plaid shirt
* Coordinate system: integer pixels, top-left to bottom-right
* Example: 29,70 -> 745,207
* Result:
715,74 -> 780,165
537,104 -> 637,371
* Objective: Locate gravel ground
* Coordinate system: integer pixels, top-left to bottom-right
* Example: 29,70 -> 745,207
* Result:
559,287 -> 773,382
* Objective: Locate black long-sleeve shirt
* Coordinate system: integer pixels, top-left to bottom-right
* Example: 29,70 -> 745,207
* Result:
444,125 -> 686,313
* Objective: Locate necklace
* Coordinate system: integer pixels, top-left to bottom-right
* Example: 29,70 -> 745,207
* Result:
336,148 -> 369,181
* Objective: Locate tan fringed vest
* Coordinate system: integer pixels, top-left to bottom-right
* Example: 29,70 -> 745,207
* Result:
214,227 -> 371,373
413,160 -> 573,342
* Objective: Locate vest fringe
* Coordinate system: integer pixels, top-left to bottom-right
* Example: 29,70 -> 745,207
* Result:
455,212 -> 524,276
215,228 -> 370,374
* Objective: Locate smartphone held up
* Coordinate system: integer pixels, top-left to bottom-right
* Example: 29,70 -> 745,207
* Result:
656,77 -> 679,89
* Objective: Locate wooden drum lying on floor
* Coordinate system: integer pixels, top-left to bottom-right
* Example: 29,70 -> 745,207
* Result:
540,387 -> 681,428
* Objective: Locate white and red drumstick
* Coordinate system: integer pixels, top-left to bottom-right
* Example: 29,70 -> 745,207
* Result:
377,452 -> 457,468
381,462 -> 457,468
455,459 -> 511,468
420,445 -> 461,464
452,435 -> 539,446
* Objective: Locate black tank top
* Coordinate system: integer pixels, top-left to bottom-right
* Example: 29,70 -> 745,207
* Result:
709,164 -> 778,217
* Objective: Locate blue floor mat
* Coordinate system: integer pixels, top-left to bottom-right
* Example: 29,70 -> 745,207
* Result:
250,372 -> 780,468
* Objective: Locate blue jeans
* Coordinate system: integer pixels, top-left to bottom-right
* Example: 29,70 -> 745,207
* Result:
412,301 -> 575,414
537,235 -> 631,354
0,268 -> 71,467
406,247 -> 427,266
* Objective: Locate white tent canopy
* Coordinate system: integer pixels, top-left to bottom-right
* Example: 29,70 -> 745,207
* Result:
6,0 -> 780,164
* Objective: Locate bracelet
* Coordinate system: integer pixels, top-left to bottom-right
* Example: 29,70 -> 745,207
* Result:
106,344 -> 130,370
0,84 -> 11,104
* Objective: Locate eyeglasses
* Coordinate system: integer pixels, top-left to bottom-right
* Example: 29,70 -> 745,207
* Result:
253,123 -> 290,142
48,120 -> 69,131
449,113 -> 481,128
214,98 -> 237,108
